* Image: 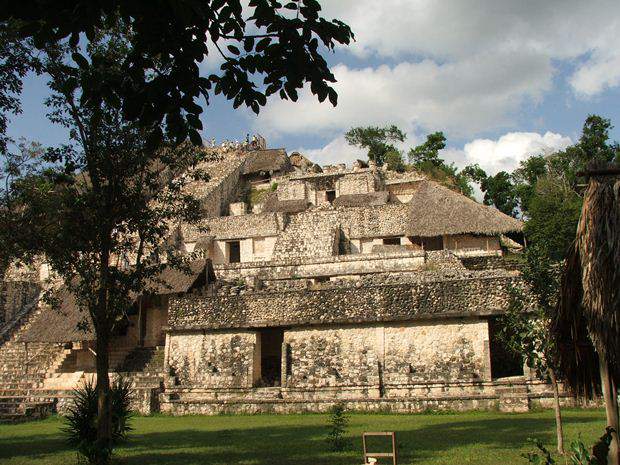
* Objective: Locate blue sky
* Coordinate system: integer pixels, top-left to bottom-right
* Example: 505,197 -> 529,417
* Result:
8,0 -> 620,176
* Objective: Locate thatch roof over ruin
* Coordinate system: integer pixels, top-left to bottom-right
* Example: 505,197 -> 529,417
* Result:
242,149 -> 291,175
333,191 -> 389,208
19,260 -> 212,343
143,259 -> 214,295
261,192 -> 309,213
406,181 -> 524,237
18,289 -> 95,342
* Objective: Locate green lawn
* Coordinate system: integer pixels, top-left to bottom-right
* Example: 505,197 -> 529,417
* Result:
0,409 -> 607,465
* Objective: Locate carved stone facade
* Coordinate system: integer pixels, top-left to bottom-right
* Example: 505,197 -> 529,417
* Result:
2,142 -> 566,418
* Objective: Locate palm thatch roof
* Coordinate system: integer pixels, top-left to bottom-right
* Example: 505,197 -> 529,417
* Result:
243,149 -> 291,175
332,191 -> 389,208
19,260 -> 212,343
406,180 -> 523,237
553,166 -> 620,398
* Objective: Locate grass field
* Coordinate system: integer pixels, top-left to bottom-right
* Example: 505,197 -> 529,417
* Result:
0,408 -> 607,465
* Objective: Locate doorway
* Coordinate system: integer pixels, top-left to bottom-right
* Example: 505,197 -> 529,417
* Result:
256,328 -> 283,387
227,240 -> 241,263
488,317 -> 524,379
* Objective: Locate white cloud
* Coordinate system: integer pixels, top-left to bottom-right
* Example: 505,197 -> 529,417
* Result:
569,47 -> 620,97
292,136 -> 367,167
250,0 -> 620,138
255,52 -> 552,138
443,131 -> 572,175
296,131 -> 571,178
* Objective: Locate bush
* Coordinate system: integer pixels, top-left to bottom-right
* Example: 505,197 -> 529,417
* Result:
63,377 -> 133,464
326,403 -> 350,452
523,428 -> 614,465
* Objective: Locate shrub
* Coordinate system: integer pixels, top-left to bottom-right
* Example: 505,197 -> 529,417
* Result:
63,377 -> 133,464
523,428 -> 614,465
326,402 -> 350,452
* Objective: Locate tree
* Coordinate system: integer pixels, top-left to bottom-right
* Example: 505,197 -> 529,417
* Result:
1,7 -> 352,462
512,155 -> 548,215
345,125 -> 406,165
384,149 -> 406,173
524,175 -> 582,261
548,115 -> 619,189
481,172 -> 517,217
3,1 -> 354,145
4,27 -> 210,464
408,131 -> 446,167
409,133 -> 475,197
500,243 -> 565,454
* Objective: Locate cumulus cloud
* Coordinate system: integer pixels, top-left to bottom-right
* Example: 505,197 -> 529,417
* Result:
255,52 -> 552,138
443,131 -> 573,175
292,136 -> 367,167
250,0 -> 620,141
295,131 -> 572,178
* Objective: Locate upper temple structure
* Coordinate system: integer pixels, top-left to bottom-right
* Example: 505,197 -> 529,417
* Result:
0,138 -> 567,420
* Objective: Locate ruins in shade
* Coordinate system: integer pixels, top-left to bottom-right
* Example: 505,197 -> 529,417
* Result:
1,138 -> 564,419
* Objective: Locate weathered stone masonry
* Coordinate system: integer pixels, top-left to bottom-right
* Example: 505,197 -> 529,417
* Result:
168,274 -> 522,330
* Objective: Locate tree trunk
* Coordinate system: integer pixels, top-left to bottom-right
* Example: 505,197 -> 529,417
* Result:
548,368 -> 565,455
95,330 -> 112,465
600,354 -> 619,465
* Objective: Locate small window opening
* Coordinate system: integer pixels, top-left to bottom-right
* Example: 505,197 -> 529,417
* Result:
228,241 -> 241,263
382,237 -> 401,245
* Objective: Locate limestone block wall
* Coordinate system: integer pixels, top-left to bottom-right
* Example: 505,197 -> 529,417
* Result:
278,180 -> 307,201
199,212 -> 284,241
338,204 -> 409,239
168,272 -> 525,331
382,320 -> 487,384
168,330 -> 255,388
336,172 -> 375,196
284,326 -> 380,388
271,212 -> 339,260
213,250 -> 426,280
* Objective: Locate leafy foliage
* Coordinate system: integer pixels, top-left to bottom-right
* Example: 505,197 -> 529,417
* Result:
63,378 -> 133,464
408,131 -> 446,167
344,125 -> 406,165
326,403 -> 350,452
523,428 -> 615,465
524,176 -> 582,261
4,1 -> 353,145
384,149 -> 406,172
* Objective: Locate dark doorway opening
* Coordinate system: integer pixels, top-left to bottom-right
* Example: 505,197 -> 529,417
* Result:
258,328 -> 283,386
488,316 -> 524,379
228,240 -> 240,263
410,235 -> 443,250
326,190 -> 336,203
382,237 -> 401,245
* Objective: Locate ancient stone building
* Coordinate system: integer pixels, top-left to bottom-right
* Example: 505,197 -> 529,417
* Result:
0,140 -> 565,420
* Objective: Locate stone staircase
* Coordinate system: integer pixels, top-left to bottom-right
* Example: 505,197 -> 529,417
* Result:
272,211 -> 340,260
0,341 -> 68,422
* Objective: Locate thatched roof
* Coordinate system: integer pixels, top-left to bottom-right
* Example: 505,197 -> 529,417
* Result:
261,192 -> 309,213
19,260 -> 212,343
332,191 -> 389,208
243,149 -> 291,175
406,180 -> 523,237
19,289 -> 95,342
143,259 -> 214,295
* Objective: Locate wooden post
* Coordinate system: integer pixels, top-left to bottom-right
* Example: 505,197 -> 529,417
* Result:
600,355 -> 619,465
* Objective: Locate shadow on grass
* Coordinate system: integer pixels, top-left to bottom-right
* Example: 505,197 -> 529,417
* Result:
0,412 -> 603,465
